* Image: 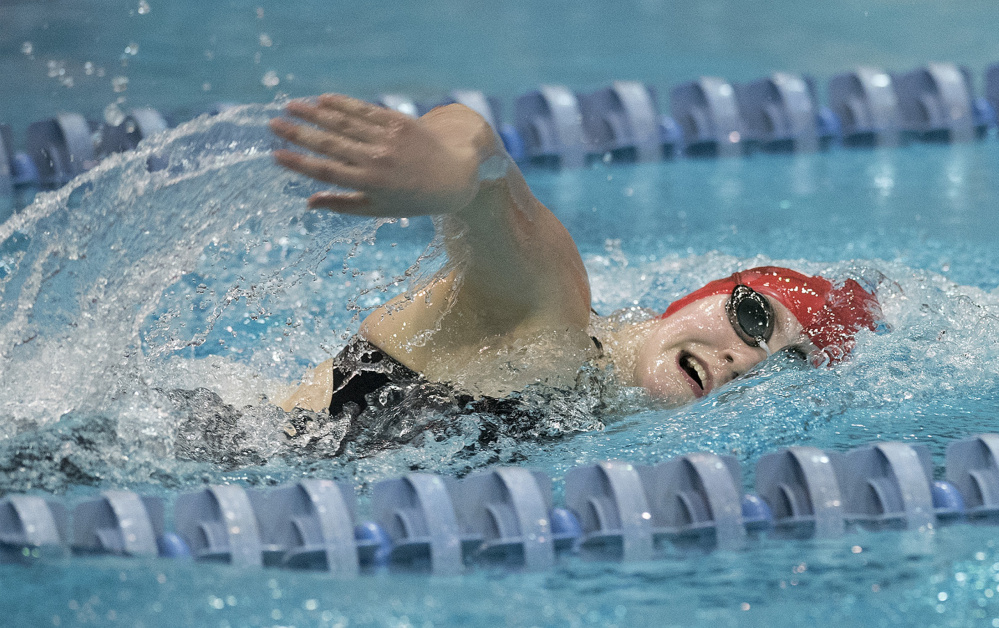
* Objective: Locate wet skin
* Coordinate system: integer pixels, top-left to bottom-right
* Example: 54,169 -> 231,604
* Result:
269,94 -> 808,411
632,293 -> 807,405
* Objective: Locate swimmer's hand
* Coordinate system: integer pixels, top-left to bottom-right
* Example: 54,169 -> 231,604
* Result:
270,94 -> 493,217
272,93 -> 592,388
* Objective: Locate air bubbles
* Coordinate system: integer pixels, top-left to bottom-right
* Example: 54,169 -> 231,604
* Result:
104,103 -> 126,126
46,60 -> 74,87
21,42 -> 33,56
259,33 -> 273,48
137,0 -> 150,14
261,71 -> 279,88
112,76 -> 129,93
124,43 -> 139,56
46,60 -> 66,78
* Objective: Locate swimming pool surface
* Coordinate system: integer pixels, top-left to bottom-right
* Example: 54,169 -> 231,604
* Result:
3,1 -> 999,626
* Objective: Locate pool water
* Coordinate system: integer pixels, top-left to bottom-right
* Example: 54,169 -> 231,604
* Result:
3,1 -> 999,626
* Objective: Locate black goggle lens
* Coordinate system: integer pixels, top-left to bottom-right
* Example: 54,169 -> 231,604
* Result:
726,285 -> 775,348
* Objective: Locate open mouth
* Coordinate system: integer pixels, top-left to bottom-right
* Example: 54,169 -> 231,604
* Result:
677,351 -> 710,397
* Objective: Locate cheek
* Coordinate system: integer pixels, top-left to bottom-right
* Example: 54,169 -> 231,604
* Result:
634,320 -> 686,390
637,354 -> 666,390
636,350 -> 682,398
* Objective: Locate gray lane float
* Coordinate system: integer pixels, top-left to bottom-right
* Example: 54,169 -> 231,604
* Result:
670,76 -> 746,158
565,460 -> 654,562
515,84 -> 588,169
174,484 -> 263,567
894,62 -> 983,143
755,446 -> 846,539
6,434 -> 999,575
828,67 -> 902,148
578,81 -> 665,163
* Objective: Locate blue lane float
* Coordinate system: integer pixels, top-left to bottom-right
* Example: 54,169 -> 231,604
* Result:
370,473 -> 474,575
451,467 -> 558,571
442,89 -> 527,162
565,460 -> 654,562
249,479 -> 361,575
444,90 -> 502,131
3,60 -> 999,209
6,434 -> 999,575
0,124 -> 13,202
837,442 -> 940,530
986,64 -> 999,124
174,484 -> 264,567
643,452 -> 749,551
376,94 -> 428,119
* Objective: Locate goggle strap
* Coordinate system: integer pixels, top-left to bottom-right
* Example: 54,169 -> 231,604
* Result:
757,337 -> 772,357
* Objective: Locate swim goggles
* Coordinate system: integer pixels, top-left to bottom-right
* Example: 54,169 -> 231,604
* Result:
725,284 -> 775,355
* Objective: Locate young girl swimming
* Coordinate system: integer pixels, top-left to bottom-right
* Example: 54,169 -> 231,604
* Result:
268,94 -> 881,420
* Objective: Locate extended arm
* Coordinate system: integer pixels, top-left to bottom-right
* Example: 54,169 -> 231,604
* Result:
271,95 -> 591,406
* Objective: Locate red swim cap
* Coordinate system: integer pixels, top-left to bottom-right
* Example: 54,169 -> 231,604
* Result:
661,266 -> 883,363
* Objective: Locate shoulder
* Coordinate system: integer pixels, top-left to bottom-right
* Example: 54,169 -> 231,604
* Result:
277,358 -> 335,412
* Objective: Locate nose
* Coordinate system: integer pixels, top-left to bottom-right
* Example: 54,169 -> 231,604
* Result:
718,343 -> 767,383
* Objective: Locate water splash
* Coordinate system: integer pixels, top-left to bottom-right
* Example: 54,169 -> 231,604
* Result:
1,107 -> 998,496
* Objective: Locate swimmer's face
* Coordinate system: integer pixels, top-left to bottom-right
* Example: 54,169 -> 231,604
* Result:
635,293 -> 808,405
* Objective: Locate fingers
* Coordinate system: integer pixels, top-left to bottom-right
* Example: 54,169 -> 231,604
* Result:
273,148 -> 367,189
271,94 -> 407,201
315,93 -> 400,125
270,118 -> 368,165
284,99 -> 385,144
307,190 -> 374,212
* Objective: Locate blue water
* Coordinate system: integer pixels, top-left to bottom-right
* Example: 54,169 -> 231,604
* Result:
4,1 -> 999,626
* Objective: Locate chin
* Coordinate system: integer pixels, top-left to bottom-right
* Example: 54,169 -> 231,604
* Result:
640,378 -> 697,407
661,393 -> 697,408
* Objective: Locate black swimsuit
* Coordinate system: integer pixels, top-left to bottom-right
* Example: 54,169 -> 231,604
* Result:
328,307 -> 605,420
300,335 -> 604,457
327,335 -> 604,417
326,336 -> 427,419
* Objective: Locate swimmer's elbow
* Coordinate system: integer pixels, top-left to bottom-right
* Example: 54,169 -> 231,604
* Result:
422,104 -> 504,160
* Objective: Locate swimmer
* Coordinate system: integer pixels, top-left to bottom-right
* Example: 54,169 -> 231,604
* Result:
268,94 -> 882,418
